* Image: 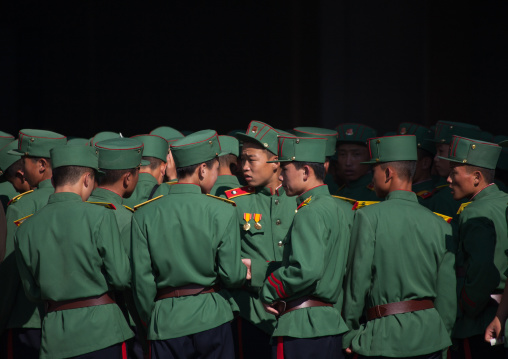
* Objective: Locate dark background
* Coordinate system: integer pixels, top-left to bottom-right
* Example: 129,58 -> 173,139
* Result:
0,2 -> 507,139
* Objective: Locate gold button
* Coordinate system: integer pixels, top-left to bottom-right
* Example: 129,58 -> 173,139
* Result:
276,219 -> 281,225
291,156 -> 295,160
278,241 -> 283,247
462,159 -> 467,163
471,144 -> 476,149
30,138 -> 35,142
296,139 -> 300,144
209,140 -> 213,144
275,199 -> 279,205
376,158 -> 380,162
264,143 -> 269,148
376,139 -> 381,144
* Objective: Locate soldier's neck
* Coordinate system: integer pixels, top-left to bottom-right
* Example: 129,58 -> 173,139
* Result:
388,177 -> 413,193
98,183 -> 127,199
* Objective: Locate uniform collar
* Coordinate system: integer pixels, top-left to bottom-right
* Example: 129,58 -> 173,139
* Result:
257,183 -> 286,197
91,187 -> 124,205
169,183 -> 202,195
345,173 -> 372,189
38,178 -> 54,189
471,183 -> 497,201
48,191 -> 82,204
138,172 -> 158,183
296,184 -> 329,205
385,189 -> 418,202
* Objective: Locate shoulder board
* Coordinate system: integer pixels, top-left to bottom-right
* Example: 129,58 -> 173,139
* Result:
332,195 -> 356,205
206,194 -> 236,206
352,200 -> 380,210
416,190 -> 434,199
7,190 -> 34,206
165,180 -> 178,186
134,195 -> 164,210
456,202 -> 472,215
14,214 -> 33,227
366,183 -> 375,191
433,212 -> 453,223
86,201 -> 117,210
123,205 -> 135,213
434,184 -> 449,193
225,186 -> 255,200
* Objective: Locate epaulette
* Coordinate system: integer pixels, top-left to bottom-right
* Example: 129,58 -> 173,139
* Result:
165,180 -> 178,186
433,212 -> 453,223
332,195 -> 356,205
295,196 -> 312,213
416,189 -> 434,199
134,195 -> 164,211
206,194 -> 236,206
366,183 -> 375,191
123,205 -> 135,213
14,214 -> 33,227
86,201 -> 117,210
456,202 -> 472,215
434,184 -> 449,193
7,190 -> 34,206
352,200 -> 380,210
225,186 -> 255,200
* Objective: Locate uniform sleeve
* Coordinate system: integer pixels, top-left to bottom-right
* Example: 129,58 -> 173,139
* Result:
458,215 -> 499,317
96,210 -> 131,290
130,214 -> 157,324
14,228 -> 41,302
342,209 -> 375,349
259,208 -> 326,304
216,208 -> 247,288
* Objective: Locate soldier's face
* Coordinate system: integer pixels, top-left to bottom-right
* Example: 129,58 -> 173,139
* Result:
241,143 -> 279,187
279,162 -> 304,196
336,144 -> 370,183
447,163 -> 476,200
434,144 -> 451,178
371,164 -> 389,198
22,157 -> 43,187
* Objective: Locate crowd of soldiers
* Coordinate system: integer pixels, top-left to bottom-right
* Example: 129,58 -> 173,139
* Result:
0,120 -> 507,359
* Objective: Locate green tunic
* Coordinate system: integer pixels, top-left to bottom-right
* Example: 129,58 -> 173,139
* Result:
210,175 -> 241,198
452,184 -> 508,339
152,179 -> 178,197
226,185 -> 297,334
0,179 -> 54,332
259,185 -> 349,338
343,190 -> 456,357
0,179 -> 17,212
14,192 -> 133,359
131,183 -> 247,340
123,173 -> 159,208
412,178 -> 436,209
335,173 -> 379,201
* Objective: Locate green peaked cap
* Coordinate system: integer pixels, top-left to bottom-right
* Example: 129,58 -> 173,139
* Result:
67,137 -> 90,146
95,138 -> 149,170
439,136 -> 501,170
171,130 -> 220,168
0,140 -> 21,174
293,127 -> 338,157
0,131 -> 15,149
9,129 -> 67,158
89,131 -> 122,147
267,136 -> 327,164
235,121 -> 282,155
131,134 -> 169,162
218,135 -> 239,157
50,145 -> 100,171
429,121 -> 481,144
150,126 -> 184,141
398,122 -> 435,155
362,135 -> 418,164
336,123 -> 377,145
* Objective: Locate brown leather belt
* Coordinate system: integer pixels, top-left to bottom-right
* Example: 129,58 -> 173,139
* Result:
46,292 -> 115,313
276,296 -> 332,317
155,284 -> 220,301
367,299 -> 434,321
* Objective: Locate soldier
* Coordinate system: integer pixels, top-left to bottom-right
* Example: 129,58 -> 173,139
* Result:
0,129 -> 66,358
258,136 -> 349,358
15,144 -> 133,358
89,131 -> 122,146
210,135 -> 241,197
226,121 -> 298,358
0,131 -> 14,149
0,140 -> 31,211
131,130 -> 248,358
150,126 -> 184,185
334,123 -> 380,201
123,134 -> 168,207
343,135 -> 456,358
439,136 -> 507,358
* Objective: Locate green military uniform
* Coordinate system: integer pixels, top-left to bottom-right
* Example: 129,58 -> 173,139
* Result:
439,136 -> 507,358
89,131 -> 121,146
131,130 -> 246,356
211,135 -> 242,197
15,145 -> 133,359
0,130 -> 66,337
0,131 -> 14,149
343,135 -> 456,357
0,140 -> 22,211
149,126 -> 184,141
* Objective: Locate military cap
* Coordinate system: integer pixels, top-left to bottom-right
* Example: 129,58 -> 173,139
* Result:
336,123 -> 377,145
9,129 -> 67,158
171,130 -> 220,168
50,145 -> 100,171
150,126 -> 184,141
398,122 -> 435,155
495,135 -> 508,171
362,135 -> 418,164
95,138 -> 149,170
235,121 -> 282,155
267,136 -> 327,164
0,131 -> 15,149
89,131 -> 122,147
0,140 -> 21,174
429,121 -> 481,144
439,136 -> 501,170
67,137 -> 90,146
227,129 -> 245,137
218,135 -> 239,157
293,127 -> 338,157
131,134 -> 169,162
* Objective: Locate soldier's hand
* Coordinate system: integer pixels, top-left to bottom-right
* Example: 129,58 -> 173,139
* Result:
485,316 -> 503,343
262,302 -> 280,316
165,151 -> 177,181
241,258 -> 252,280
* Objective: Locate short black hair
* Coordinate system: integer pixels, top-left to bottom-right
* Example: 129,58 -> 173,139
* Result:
380,161 -> 417,180
141,156 -> 165,171
97,168 -> 137,186
3,159 -> 24,181
219,154 -> 238,173
52,166 -> 95,187
466,165 -> 495,184
176,157 -> 218,180
292,162 -> 326,181
27,156 -> 52,167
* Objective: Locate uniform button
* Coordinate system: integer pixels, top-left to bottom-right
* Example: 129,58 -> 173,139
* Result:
275,199 -> 279,205
276,220 -> 281,225
278,241 -> 283,247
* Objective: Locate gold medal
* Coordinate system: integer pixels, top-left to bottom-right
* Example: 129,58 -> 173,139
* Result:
254,222 -> 262,230
243,213 -> 252,231
253,213 -> 262,230
243,222 -> 251,231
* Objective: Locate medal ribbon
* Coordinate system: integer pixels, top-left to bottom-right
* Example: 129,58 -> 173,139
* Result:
253,213 -> 262,224
243,213 -> 252,224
